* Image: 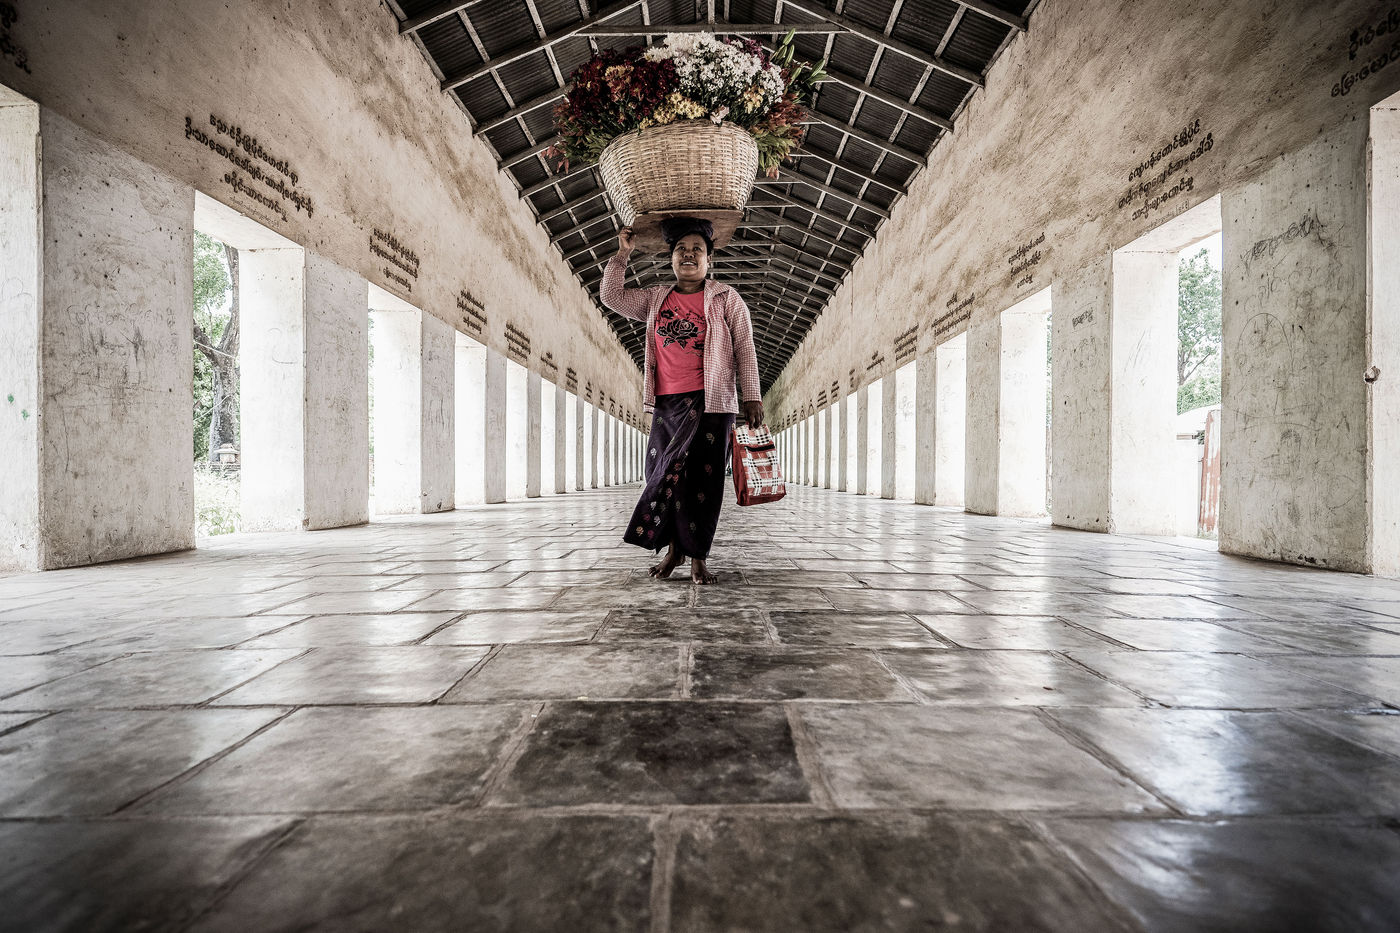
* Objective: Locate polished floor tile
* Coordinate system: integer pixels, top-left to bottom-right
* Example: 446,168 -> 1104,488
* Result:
0,709 -> 282,816
138,706 -> 527,813
3,485 -> 1399,929
798,704 -> 1163,812
493,701 -> 809,806
1047,708 -> 1400,816
689,646 -> 911,700
190,815 -> 654,933
0,817 -> 295,933
671,814 -> 1131,932
1041,818 -> 1400,932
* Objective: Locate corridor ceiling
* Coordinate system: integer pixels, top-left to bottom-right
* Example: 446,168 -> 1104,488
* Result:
390,0 -> 1037,391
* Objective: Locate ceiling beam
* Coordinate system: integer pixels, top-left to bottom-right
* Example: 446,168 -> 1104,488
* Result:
774,0 -> 984,87
813,63 -> 954,132
764,166 -> 895,217
956,0 -> 1029,32
744,207 -> 866,257
441,0 -> 643,93
577,22 -> 844,35
537,189 -> 608,224
399,0 -> 492,35
478,86 -> 569,135
724,234 -> 856,273
749,192 -> 877,241
800,110 -> 926,167
785,151 -> 908,197
520,161 -> 597,199
501,135 -> 560,169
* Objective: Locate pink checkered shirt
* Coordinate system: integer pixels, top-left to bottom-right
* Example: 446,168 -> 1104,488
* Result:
601,254 -> 762,415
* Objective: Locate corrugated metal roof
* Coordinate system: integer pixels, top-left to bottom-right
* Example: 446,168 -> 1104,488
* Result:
389,0 -> 1038,389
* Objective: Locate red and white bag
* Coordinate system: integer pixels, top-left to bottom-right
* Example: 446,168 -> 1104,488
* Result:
731,423 -> 786,506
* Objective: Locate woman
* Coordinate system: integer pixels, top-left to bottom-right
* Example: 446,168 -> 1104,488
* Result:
601,217 -> 763,584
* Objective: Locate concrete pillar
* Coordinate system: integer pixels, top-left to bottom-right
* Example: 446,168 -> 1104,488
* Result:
1220,122 -> 1369,571
1051,259 -> 1111,529
574,395 -> 585,491
1369,98 -> 1400,576
966,293 -> 1050,517
964,315 -> 1000,516
895,365 -> 916,500
844,393 -> 857,493
242,251 -> 369,530
559,390 -> 574,494
526,370 -> 542,498
805,415 -> 815,485
588,404 -> 599,488
603,413 -> 613,487
915,354 -> 937,505
927,336 -> 967,507
483,350 -> 507,503
854,387 -> 869,495
881,375 -> 898,499
817,406 -> 828,490
504,361 -> 528,500
454,338 -> 487,506
367,292 -> 453,515
1,107 -> 195,570
834,391 -> 847,492
867,381 -> 884,496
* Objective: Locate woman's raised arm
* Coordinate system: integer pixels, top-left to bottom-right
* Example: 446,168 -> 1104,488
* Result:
599,227 -> 651,322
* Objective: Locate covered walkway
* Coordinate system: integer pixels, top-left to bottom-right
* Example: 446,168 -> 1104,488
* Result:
3,486 -> 1399,930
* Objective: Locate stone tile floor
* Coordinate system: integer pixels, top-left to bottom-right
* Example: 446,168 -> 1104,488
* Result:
2,485 -> 1400,931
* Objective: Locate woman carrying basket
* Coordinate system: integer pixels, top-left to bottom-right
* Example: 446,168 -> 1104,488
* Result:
601,217 -> 764,585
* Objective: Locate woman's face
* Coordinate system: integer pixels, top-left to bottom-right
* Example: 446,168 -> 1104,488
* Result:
670,233 -> 710,286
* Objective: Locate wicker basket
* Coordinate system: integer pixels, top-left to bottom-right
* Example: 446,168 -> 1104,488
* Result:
598,120 -> 760,227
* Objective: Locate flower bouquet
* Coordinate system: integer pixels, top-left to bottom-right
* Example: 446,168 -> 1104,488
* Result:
549,30 -> 826,251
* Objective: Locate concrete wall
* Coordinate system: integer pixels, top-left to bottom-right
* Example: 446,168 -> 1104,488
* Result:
765,0 -> 1400,571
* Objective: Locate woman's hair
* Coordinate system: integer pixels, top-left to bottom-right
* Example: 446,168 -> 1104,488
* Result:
661,216 -> 714,255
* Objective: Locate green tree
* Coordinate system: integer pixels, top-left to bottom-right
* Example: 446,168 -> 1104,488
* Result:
1177,246 -> 1222,413
192,232 -> 239,460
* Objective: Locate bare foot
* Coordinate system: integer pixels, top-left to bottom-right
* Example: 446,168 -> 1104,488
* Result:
650,545 -> 682,579
691,558 -> 718,585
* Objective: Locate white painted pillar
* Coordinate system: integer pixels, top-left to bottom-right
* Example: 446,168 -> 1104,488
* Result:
1220,122 -> 1369,571
1369,99 -> 1399,575
454,337 -> 487,506
574,394 -> 585,491
933,336 -> 968,507
526,370 -> 542,498
1051,260 -> 1111,529
881,376 -> 898,499
539,377 -> 556,497
504,360 -> 528,500
367,293 -> 453,515
844,392 -> 857,493
914,353 -> 937,506
242,250 -> 369,530
867,381 -> 884,497
561,390 -> 575,494
822,405 -> 833,489
483,350 -> 507,504
964,315 -> 1000,516
895,366 -> 917,500
966,294 -> 1050,517
603,412 -> 613,487
854,388 -> 869,496
833,391 -> 847,492
1,107 -> 195,570
588,403 -> 599,488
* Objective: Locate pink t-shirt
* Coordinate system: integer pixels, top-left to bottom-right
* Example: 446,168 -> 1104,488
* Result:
654,288 -> 707,395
